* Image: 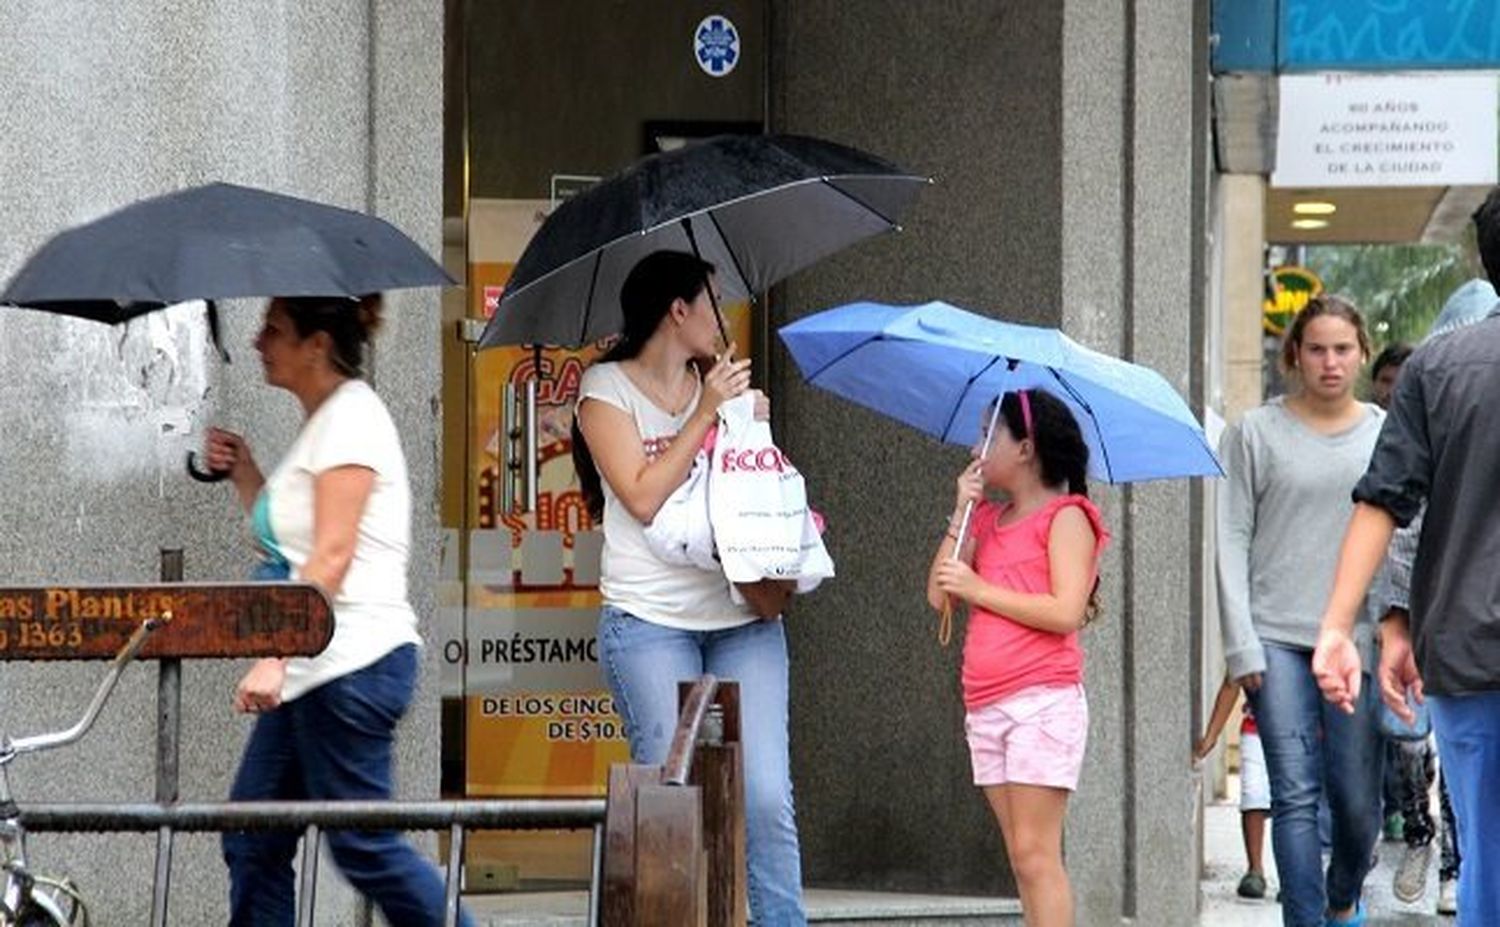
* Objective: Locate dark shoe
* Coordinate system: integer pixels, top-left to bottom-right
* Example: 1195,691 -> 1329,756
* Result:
1237,870 -> 1267,899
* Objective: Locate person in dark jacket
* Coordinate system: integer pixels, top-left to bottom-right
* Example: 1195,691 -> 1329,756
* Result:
1312,190 -> 1500,927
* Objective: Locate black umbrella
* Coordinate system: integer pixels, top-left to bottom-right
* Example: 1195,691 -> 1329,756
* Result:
478,134 -> 930,349
0,181 -> 451,323
1,181 -> 450,480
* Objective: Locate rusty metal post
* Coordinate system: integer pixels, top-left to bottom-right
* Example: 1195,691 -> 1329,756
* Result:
151,548 -> 184,927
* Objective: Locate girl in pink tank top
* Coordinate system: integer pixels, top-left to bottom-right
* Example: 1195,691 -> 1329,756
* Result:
926,389 -> 1109,927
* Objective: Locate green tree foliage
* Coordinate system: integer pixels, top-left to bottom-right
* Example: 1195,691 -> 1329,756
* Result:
1303,234 -> 1480,349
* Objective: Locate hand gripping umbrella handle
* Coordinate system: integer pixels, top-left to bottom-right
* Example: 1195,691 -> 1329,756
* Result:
938,497 -> 979,647
185,452 -> 230,483
938,396 -> 1005,646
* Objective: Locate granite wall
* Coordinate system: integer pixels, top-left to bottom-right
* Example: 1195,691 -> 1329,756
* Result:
0,3 -> 444,923
769,1 -> 1209,920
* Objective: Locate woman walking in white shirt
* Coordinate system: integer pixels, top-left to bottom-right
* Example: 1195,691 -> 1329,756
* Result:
204,295 -> 467,927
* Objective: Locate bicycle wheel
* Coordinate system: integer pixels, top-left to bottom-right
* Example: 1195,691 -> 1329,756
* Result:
11,887 -> 77,927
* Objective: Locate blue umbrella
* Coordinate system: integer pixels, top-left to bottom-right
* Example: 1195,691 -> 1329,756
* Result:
778,300 -> 1222,484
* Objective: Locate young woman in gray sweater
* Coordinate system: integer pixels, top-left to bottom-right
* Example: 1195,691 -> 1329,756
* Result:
1216,296 -> 1384,927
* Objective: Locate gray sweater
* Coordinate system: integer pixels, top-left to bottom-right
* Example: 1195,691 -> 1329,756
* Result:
1216,397 -> 1384,679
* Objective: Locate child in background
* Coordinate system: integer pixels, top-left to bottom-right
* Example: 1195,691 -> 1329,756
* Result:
928,389 -> 1109,927
1196,674 -> 1271,900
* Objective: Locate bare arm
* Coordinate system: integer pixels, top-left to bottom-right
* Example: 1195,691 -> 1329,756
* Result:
1321,502 -> 1397,638
1194,677 -> 1240,760
926,521 -> 976,610
578,352 -> 749,525
300,465 -> 376,596
933,504 -> 1098,634
577,399 -> 715,525
1311,502 -> 1398,714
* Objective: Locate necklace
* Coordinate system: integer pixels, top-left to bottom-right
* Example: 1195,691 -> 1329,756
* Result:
626,362 -> 694,416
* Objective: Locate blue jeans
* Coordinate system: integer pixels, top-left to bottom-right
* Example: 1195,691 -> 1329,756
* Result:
1246,643 -> 1381,927
598,605 -> 806,927
222,645 -> 470,927
1428,691 -> 1500,925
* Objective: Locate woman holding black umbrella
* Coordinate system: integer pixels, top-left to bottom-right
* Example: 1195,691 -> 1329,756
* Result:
574,250 -> 807,925
204,295 -> 469,927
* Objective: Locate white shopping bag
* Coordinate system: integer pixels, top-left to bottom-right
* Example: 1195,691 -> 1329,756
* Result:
642,437 -> 719,572
708,394 -> 834,592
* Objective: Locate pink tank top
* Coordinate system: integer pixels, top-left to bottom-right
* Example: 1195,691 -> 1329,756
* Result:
961,494 -> 1109,710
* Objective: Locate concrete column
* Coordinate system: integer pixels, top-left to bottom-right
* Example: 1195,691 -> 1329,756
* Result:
770,0 -> 1065,897
1220,175 -> 1270,423
771,1 -> 1208,917
1061,0 -> 1205,922
0,3 -> 444,923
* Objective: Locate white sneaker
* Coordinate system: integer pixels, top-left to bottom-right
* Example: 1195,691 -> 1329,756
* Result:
1437,877 -> 1458,915
1394,842 -> 1432,904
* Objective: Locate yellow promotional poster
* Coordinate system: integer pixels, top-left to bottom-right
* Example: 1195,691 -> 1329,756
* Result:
463,256 -> 622,798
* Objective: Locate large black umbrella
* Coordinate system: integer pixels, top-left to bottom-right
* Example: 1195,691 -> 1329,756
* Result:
0,181 -> 450,480
0,181 -> 450,322
478,134 -> 929,348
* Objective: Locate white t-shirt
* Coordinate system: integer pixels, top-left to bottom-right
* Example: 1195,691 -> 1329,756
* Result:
257,379 -> 423,702
578,362 -> 754,631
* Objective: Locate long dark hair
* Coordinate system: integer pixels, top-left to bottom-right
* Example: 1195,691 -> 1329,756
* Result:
992,388 -> 1101,622
993,389 -> 1090,496
572,250 -> 716,521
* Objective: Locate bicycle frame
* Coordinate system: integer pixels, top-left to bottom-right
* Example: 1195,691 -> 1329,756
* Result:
0,617 -> 167,925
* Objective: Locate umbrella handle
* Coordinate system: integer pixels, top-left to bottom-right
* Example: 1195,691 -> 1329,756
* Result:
185,452 -> 230,484
938,596 -> 954,646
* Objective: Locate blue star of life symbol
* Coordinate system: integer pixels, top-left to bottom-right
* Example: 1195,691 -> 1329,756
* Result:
695,16 -> 739,76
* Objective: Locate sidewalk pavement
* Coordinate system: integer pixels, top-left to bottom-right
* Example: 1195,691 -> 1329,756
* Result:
1199,799 -> 1449,926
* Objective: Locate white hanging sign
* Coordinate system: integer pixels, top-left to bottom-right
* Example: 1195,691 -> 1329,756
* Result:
1272,73 -> 1498,188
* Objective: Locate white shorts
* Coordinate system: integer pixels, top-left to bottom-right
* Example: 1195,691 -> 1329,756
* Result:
1239,730 -> 1270,812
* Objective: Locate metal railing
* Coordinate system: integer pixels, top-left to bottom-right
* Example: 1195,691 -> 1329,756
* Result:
21,799 -> 606,927
6,554 -> 747,925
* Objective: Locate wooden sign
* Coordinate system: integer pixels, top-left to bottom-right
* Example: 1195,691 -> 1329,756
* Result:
0,583 -> 334,660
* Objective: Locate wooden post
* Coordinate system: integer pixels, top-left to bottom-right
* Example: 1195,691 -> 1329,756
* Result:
604,677 -> 748,926
602,764 -> 658,926
691,683 -> 745,927
634,784 -> 706,927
